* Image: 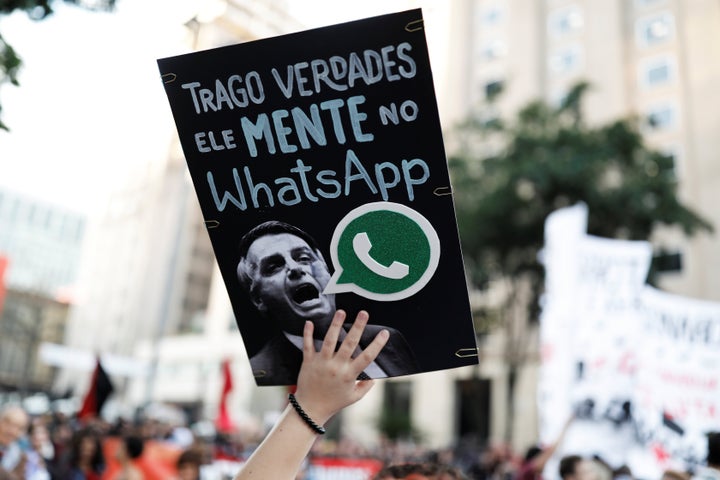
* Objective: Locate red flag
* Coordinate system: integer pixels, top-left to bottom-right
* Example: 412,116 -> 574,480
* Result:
215,359 -> 235,432
78,357 -> 114,420
0,255 -> 8,315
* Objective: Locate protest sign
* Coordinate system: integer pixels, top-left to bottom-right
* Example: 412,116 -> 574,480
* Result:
539,205 -> 653,470
158,10 -> 477,385
634,286 -> 720,470
539,204 -> 720,478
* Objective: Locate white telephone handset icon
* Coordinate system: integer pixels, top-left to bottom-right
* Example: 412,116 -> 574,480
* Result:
352,232 -> 410,280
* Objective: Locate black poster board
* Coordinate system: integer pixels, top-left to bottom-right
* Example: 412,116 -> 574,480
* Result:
158,9 -> 478,386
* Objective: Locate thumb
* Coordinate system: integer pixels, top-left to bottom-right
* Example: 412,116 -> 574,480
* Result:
353,379 -> 375,401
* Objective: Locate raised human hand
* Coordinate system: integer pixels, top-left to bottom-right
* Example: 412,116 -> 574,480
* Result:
293,309 -> 389,426
234,309 -> 390,480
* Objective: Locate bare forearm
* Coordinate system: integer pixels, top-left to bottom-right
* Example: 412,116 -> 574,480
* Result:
235,312 -> 387,480
235,405 -> 324,480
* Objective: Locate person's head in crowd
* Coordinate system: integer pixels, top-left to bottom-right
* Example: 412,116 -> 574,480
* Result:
49,418 -> 73,456
69,427 -> 105,474
523,445 -> 543,463
708,432 -> 720,469
374,462 -> 468,480
176,448 -> 203,480
612,464 -> 633,480
0,405 -> 28,448
115,435 -> 144,464
559,455 -> 594,480
28,420 -> 52,458
661,469 -> 690,480
589,458 -> 613,480
237,221 -> 335,335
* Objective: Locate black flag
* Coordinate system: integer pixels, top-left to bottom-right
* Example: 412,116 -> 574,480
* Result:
78,357 -> 114,420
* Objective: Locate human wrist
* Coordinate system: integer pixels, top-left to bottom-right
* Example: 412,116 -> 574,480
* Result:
288,393 -> 326,435
291,392 -> 333,426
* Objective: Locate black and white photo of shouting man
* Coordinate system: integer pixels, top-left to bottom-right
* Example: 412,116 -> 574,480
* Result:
236,220 -> 419,385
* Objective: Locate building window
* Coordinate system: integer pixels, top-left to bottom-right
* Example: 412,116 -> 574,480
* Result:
481,39 -> 507,61
481,5 -> 504,25
549,44 -> 583,74
636,12 -> 675,47
634,0 -> 666,9
548,6 -> 584,36
645,103 -> 677,130
652,250 -> 682,273
379,381 -> 413,439
456,379 -> 491,442
639,55 -> 675,88
484,79 -> 505,100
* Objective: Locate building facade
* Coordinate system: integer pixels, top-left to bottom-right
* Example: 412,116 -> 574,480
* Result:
0,188 -> 85,296
0,288 -> 70,393
0,189 -> 83,395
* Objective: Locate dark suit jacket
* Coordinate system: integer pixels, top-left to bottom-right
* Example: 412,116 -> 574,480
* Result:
250,323 -> 420,386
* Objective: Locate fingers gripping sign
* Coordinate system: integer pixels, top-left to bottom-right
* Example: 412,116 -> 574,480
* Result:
295,310 -> 389,425
235,311 -> 389,480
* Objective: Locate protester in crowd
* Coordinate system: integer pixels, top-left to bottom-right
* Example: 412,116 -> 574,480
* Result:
588,457 -> 612,480
25,420 -> 52,480
559,455 -> 594,480
463,442 -> 515,480
52,427 -> 106,480
611,464 -> 634,480
374,462 -> 468,479
111,435 -> 145,480
663,470 -> 691,480
0,404 -> 29,479
516,415 -> 574,480
236,221 -> 419,384
693,433 -> 720,480
559,456 -> 582,480
176,448 -> 203,480
49,414 -> 74,470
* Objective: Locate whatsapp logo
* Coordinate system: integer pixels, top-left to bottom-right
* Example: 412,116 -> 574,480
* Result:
324,202 -> 440,301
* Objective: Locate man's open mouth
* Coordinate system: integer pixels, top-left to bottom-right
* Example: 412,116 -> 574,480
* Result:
292,283 -> 320,305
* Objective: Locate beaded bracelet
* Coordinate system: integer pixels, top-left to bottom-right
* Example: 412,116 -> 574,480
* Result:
288,393 -> 326,435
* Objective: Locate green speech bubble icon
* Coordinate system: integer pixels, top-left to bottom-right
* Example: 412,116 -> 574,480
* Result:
324,202 -> 440,301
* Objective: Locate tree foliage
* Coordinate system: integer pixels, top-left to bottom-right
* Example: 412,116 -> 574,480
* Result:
449,81 -> 713,442
0,0 -> 116,130
450,82 -> 712,308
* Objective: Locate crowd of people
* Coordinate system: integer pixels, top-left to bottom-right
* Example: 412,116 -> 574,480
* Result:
0,404 -> 206,479
0,398 -> 718,480
0,311 -> 718,480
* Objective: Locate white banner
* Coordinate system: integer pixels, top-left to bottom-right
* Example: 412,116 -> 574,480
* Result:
538,205 -> 720,479
538,203 -> 588,442
633,286 -> 720,470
